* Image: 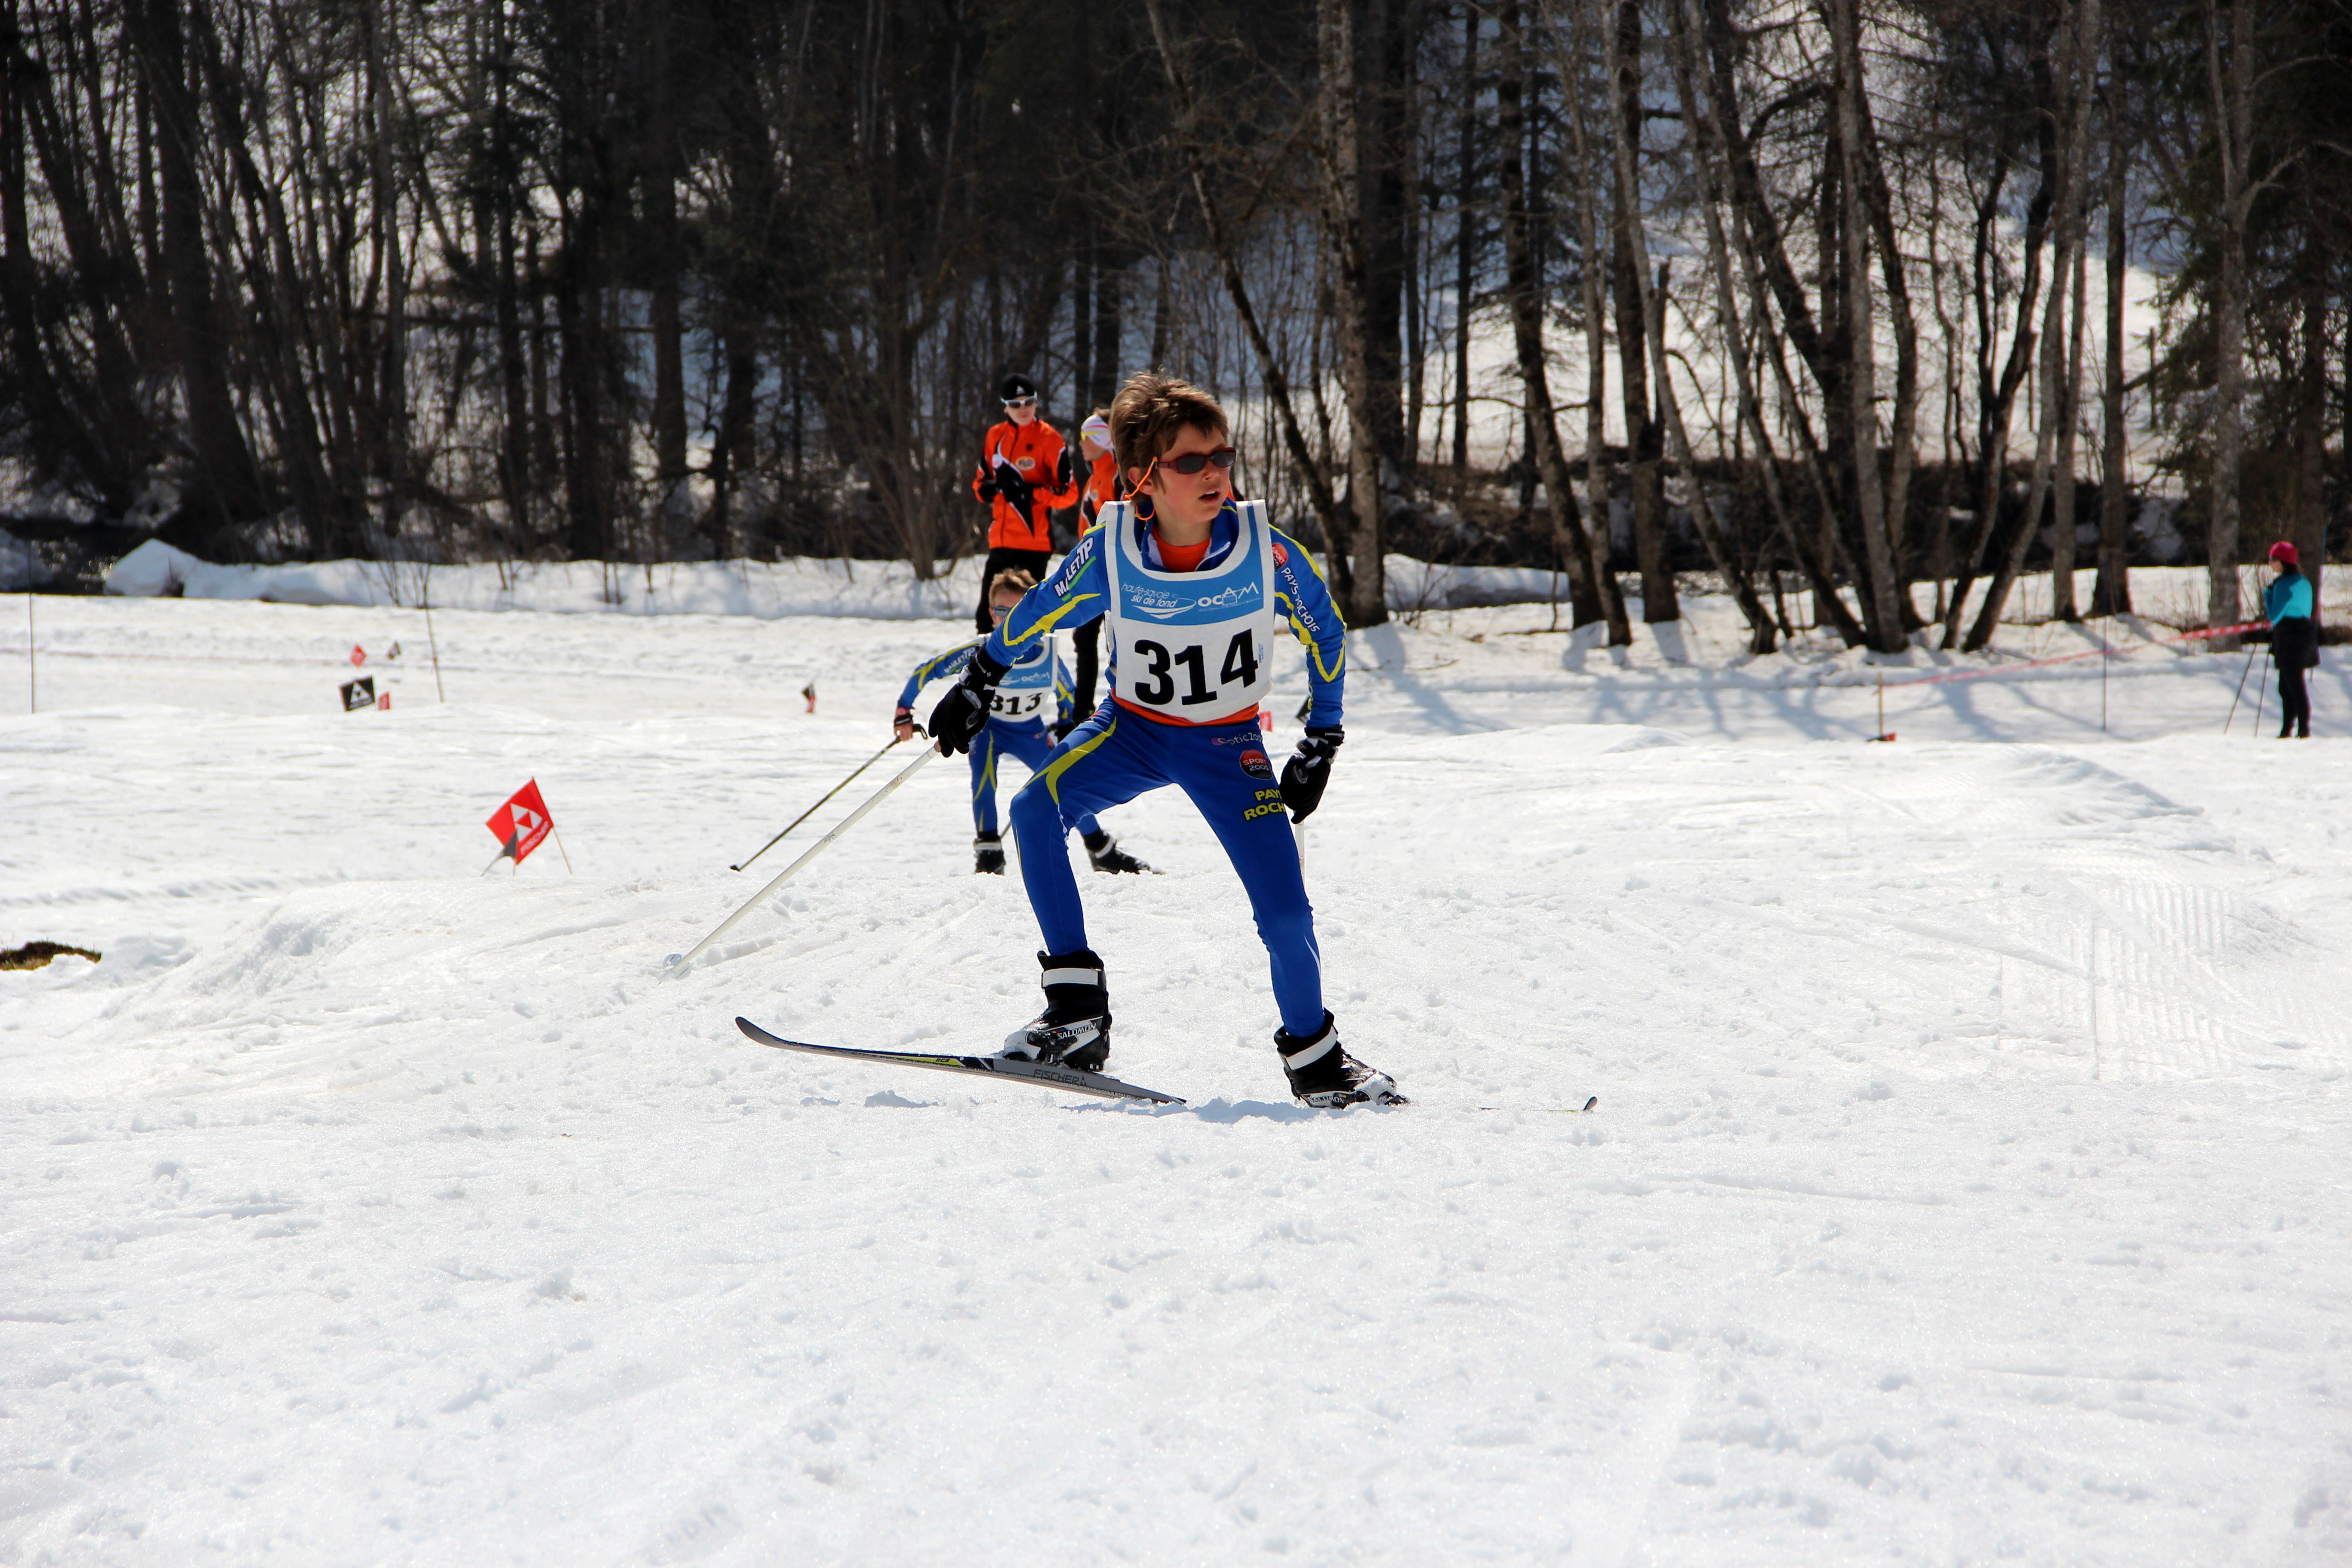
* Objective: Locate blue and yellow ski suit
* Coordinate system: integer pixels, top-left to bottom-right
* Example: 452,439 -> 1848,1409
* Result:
899,637 -> 1100,840
978,502 -> 1348,1034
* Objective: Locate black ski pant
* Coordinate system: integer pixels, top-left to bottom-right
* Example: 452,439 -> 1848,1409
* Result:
2277,661 -> 2312,737
975,547 -> 1052,633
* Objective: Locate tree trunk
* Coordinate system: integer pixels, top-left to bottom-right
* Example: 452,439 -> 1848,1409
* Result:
1092,248 -> 1122,413
1647,265 -> 1776,651
493,0 -> 532,549
1570,13 -> 1613,622
1969,0 -> 2097,651
1451,0 -> 1475,473
1607,0 -> 1675,622
1318,0 -> 1390,627
366,0 -> 408,552
1823,0 -> 1905,652
1500,0 -> 1623,639
1072,229 -> 1093,416
647,171 -> 687,532
2203,0 -> 2249,633
2092,28 -> 2132,617
1356,0 -> 1413,499
131,0 -> 266,529
2049,237 -> 2087,619
1666,0 -> 1838,641
2291,256 -> 2327,601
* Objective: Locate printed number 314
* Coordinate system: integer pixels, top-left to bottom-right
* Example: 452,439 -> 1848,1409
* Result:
1132,631 -> 1258,706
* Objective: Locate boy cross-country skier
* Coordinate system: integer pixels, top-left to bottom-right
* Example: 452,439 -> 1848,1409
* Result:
926,374 -> 1402,1108
896,569 -> 1151,875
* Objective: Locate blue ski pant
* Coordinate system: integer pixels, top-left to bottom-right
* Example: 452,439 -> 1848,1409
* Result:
1008,705 -> 1322,1035
974,720 -> 1099,840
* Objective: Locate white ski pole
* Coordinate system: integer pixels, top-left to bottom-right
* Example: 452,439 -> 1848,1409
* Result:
663,746 -> 937,979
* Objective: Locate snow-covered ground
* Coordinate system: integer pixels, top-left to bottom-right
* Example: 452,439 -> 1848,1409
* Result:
4,587 -> 2348,1565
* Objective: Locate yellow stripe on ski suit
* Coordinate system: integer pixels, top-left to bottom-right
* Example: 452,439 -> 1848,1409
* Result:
1040,715 -> 1117,805
1000,591 -> 1099,648
1274,541 -> 1348,686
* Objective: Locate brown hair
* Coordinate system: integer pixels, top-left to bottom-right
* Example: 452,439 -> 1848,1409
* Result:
1109,372 -> 1228,479
988,567 -> 1038,601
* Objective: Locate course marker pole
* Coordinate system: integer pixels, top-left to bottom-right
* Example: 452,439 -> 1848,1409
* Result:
666,746 -> 937,979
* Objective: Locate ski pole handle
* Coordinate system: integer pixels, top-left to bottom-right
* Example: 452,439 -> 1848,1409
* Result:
666,747 -> 938,979
730,735 -> 905,872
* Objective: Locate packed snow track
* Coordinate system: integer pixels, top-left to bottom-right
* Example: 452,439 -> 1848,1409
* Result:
4,590 -> 2348,1565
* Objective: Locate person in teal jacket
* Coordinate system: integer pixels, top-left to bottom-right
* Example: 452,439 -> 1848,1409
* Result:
895,568 -> 1151,873
2263,541 -> 2319,738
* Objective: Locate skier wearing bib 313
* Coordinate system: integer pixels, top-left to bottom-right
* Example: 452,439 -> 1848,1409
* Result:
896,569 -> 1152,875
925,373 -> 1402,1107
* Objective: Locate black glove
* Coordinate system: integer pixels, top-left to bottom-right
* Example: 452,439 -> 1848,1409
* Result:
976,475 -> 1000,503
1280,726 -> 1343,823
926,650 -> 1007,755
1052,715 -> 1078,741
994,461 -> 1034,516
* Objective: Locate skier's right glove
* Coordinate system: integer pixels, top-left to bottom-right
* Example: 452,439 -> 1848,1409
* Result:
976,475 -> 1000,503
1280,726 -> 1343,823
926,650 -> 1006,756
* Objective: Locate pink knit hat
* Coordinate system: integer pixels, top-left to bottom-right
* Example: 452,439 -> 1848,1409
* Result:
2269,541 -> 2298,566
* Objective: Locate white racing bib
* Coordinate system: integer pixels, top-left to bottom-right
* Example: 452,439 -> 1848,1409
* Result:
989,640 -> 1055,721
1100,500 -> 1276,722
983,639 -> 1058,724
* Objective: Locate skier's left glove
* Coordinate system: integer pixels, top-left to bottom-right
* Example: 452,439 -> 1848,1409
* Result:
1280,726 -> 1343,823
926,650 -> 1006,756
994,461 -> 1034,516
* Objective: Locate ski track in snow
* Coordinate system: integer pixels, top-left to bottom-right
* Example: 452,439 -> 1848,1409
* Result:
3,593 -> 2350,1565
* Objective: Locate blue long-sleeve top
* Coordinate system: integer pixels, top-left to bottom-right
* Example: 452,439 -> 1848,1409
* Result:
2265,570 -> 2313,622
898,635 -> 1072,726
980,503 -> 1348,728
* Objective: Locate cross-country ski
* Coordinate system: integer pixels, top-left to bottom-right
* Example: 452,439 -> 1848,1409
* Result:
734,1016 -> 1186,1105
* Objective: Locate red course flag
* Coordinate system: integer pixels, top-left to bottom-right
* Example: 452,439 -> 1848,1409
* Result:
350,643 -> 367,666
486,779 -> 554,866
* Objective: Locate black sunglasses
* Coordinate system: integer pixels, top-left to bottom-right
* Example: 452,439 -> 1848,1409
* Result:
1161,447 -> 1236,476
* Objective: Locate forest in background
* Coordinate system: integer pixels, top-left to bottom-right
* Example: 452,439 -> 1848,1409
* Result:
0,0 -> 2345,650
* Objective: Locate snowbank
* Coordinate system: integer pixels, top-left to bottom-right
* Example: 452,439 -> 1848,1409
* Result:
102,540 -> 985,618
103,539 -> 1586,616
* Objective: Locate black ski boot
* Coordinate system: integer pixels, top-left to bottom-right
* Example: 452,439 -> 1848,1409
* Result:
974,833 -> 1006,875
1084,830 -> 1152,875
1000,948 -> 1111,1072
1277,1012 -> 1405,1107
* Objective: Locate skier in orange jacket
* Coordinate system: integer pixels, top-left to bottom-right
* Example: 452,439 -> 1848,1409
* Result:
971,373 -> 1079,632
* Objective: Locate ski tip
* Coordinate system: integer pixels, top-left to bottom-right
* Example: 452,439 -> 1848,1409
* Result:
1582,1094 -> 1598,1112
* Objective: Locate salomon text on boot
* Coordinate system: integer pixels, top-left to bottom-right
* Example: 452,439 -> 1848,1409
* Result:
974,833 -> 1006,875
1277,1012 -> 1404,1107
1000,949 -> 1112,1073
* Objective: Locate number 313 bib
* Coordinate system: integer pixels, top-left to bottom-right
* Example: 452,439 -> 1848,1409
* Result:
1099,500 -> 1276,723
